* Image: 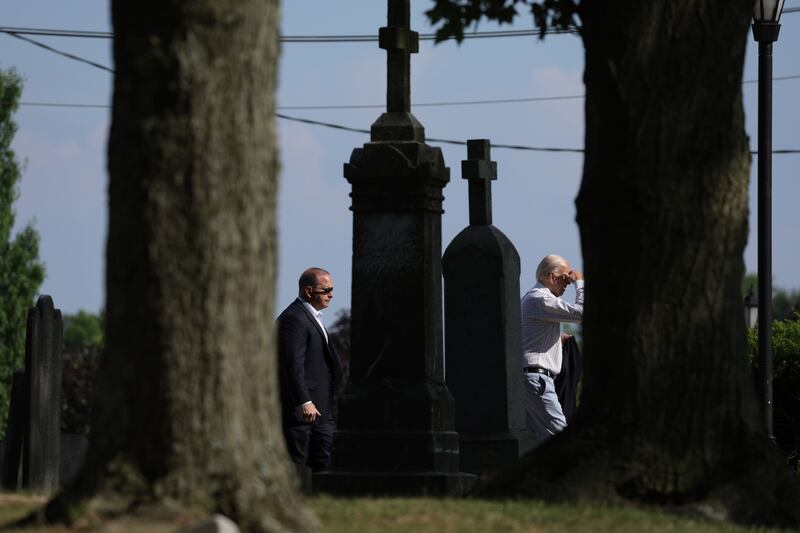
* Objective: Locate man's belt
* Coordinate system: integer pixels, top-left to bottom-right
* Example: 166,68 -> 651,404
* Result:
523,366 -> 555,379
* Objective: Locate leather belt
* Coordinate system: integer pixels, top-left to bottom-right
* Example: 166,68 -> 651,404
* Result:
523,366 -> 555,379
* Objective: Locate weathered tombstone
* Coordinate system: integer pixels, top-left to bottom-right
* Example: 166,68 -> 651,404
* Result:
1,296 -> 63,491
59,433 -> 89,487
314,0 -> 476,495
443,140 -> 535,475
23,295 -> 63,491
1,370 -> 27,488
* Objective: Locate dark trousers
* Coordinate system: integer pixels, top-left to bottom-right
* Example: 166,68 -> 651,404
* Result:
283,417 -> 335,472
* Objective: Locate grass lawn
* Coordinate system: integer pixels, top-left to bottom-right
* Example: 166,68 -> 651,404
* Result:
0,493 -> 788,532
308,496 -> 786,533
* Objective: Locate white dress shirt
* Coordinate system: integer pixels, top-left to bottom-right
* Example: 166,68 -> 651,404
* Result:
298,299 -> 328,409
300,299 -> 328,343
520,280 -> 584,375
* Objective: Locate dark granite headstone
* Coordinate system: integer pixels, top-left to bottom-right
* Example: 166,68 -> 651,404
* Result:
314,0 -> 475,495
443,140 -> 535,476
1,370 -> 26,489
22,295 -> 63,491
59,433 -> 89,487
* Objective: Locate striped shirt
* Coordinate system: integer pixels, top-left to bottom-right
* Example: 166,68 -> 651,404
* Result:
520,280 -> 584,375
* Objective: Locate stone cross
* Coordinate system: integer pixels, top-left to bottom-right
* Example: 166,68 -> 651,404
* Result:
316,0 -> 476,496
461,139 -> 498,226
381,0 -> 417,113
443,141 -> 535,475
371,0 -> 424,142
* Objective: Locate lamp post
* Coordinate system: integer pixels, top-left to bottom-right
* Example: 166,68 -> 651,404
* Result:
752,0 -> 784,440
744,285 -> 759,330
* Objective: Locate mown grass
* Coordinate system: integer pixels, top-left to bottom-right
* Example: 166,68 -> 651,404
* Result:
308,496 -> 788,533
0,493 -> 789,532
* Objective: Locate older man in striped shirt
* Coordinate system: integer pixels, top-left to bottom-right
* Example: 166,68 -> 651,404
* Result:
521,254 -> 584,444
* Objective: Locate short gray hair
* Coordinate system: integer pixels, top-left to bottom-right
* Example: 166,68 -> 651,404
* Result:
535,255 -> 568,283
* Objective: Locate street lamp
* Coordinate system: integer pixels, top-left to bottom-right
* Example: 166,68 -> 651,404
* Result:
744,285 -> 758,330
752,0 -> 784,440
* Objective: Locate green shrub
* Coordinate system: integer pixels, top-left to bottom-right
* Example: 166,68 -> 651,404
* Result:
746,319 -> 800,472
0,69 -> 45,438
63,310 -> 104,349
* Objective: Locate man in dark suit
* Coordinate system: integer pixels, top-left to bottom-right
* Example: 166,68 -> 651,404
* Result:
277,267 -> 342,472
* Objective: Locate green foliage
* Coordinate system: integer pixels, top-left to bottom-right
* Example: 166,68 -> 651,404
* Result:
63,310 -> 104,349
61,311 -> 104,435
741,272 -> 800,320
747,319 -> 800,367
425,0 -> 578,42
62,345 -> 102,436
747,319 -> 800,472
0,68 -> 45,438
742,272 -> 757,296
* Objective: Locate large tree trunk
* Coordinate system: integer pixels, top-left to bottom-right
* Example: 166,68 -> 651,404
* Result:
488,0 -> 799,526
40,1 -> 316,531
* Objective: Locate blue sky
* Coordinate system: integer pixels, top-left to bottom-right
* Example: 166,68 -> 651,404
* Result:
2,1 -> 799,321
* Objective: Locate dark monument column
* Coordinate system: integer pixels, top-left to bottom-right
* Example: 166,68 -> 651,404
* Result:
443,140 -> 535,476
314,0 -> 475,494
24,295 -> 63,491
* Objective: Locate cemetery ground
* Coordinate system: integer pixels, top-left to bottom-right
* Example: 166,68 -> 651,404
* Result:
0,494 -> 790,532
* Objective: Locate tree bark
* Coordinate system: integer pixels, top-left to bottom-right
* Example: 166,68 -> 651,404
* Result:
486,0 -> 800,526
41,1 -> 317,531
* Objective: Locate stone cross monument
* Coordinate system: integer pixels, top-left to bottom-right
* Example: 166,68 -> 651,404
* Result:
443,140 -> 535,476
314,0 -> 475,495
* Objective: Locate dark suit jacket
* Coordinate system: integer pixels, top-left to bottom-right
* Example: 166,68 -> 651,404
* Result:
277,299 -> 342,424
555,336 -> 582,424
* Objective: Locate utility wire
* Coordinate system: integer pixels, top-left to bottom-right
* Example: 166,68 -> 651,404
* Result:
20,102 -> 110,109
4,6 -> 800,43
15,103 -> 800,155
279,73 -> 800,109
4,26 -> 798,109
0,25 -> 574,42
3,31 -> 112,72
0,27 -> 110,39
276,113 -> 799,155
3,6 -> 800,42
280,94 -> 586,110
3,31 -> 114,73
276,112 -> 583,152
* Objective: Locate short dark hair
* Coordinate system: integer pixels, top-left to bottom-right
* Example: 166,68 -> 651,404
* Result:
298,267 -> 330,290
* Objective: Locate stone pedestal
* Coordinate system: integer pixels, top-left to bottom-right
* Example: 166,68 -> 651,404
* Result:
443,140 -> 535,476
314,0 -> 475,495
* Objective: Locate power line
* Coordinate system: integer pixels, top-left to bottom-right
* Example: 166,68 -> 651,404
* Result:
277,112 -> 580,153
15,103 -> 800,155
279,73 -> 800,109
743,74 -> 800,84
280,94 -> 586,110
0,27 -> 110,39
0,25 -> 574,42
282,27 -> 577,42
3,31 -> 114,73
5,27 -> 798,109
275,113 -> 800,155
3,7 -> 800,43
20,101 -> 110,109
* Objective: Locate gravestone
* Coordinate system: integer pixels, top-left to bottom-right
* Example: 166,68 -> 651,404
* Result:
314,0 -> 475,495
1,371 -> 26,488
443,140 -> 535,475
1,295 -> 63,491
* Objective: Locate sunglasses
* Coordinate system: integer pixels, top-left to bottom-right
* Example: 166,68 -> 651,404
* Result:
310,286 -> 334,294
